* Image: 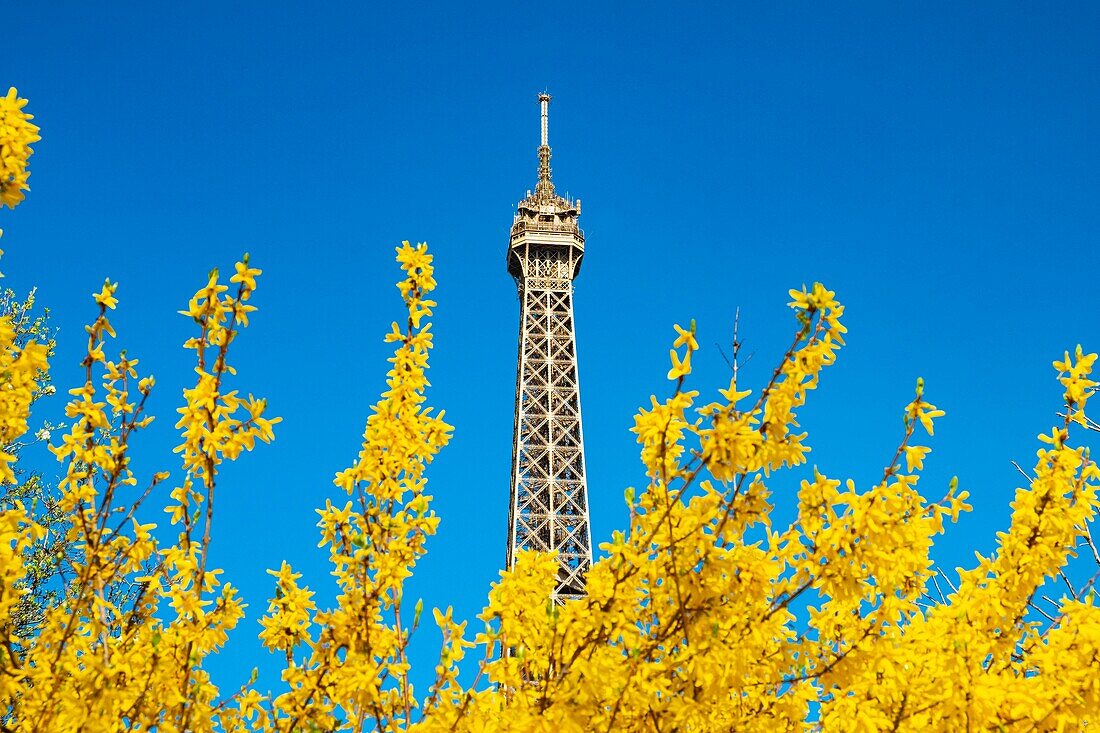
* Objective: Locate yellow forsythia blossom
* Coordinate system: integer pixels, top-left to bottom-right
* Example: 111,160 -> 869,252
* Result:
0,314 -> 48,484
0,87 -> 40,210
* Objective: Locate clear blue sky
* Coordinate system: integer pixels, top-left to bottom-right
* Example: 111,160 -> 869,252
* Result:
6,1 -> 1099,699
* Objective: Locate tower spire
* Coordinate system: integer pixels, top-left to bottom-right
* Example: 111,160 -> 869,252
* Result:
540,92 -> 549,147
535,93 -> 555,202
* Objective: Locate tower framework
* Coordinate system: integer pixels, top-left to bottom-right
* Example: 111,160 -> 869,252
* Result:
506,94 -> 592,601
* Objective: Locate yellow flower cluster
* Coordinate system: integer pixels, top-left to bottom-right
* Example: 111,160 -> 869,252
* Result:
0,308 -> 49,483
0,88 -> 39,210
256,241 -> 453,731
0,256 -> 281,731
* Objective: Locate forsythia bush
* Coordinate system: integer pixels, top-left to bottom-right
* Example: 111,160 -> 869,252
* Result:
1,87 -> 1099,731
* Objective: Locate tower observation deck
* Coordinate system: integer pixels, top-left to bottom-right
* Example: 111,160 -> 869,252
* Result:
506,94 -> 593,601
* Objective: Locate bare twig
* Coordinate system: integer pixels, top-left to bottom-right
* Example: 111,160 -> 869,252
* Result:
1059,570 -> 1080,601
715,306 -> 756,380
936,567 -> 960,594
930,572 -> 948,604
1028,601 -> 1058,625
1079,522 -> 1100,566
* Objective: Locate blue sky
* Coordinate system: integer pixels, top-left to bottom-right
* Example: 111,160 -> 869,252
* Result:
6,1 -> 1100,699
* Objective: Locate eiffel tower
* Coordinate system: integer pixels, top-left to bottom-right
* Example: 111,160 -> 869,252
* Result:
505,94 -> 593,602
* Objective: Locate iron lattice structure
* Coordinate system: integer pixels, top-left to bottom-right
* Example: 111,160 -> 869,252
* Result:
506,94 -> 593,602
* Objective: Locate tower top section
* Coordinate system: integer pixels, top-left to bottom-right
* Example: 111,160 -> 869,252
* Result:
516,93 -> 580,216
509,92 -> 584,281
